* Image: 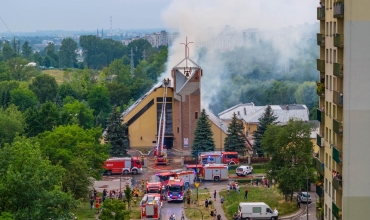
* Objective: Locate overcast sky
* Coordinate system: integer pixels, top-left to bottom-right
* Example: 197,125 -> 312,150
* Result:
0,0 -> 171,33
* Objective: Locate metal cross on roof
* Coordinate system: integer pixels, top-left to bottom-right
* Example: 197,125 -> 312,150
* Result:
180,37 -> 193,69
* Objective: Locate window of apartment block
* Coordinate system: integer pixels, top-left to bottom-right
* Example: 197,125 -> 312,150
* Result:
326,22 -> 329,36
325,204 -> 328,218
329,208 -> 331,220
330,22 -> 332,36
330,76 -> 332,90
333,76 -> 337,91
332,185 -> 336,202
326,75 -> 329,88
329,103 -> 332,117
326,127 -> 328,141
329,129 -> 332,144
329,156 -> 332,171
326,153 -> 328,168
334,50 -> 337,63
333,105 -> 337,119
325,178 -> 328,192
326,101 -> 329,115
329,182 -> 331,197
334,22 -> 337,34
177,127 -> 179,133
195,112 -> 198,119
326,49 -> 329,62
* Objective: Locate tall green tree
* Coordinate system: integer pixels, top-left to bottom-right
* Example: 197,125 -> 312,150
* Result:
262,119 -> 314,201
0,137 -> 76,219
59,38 -> 78,68
10,87 -> 38,111
0,104 -> 25,146
21,41 -> 33,60
1,41 -> 15,61
87,85 -> 112,116
6,57 -> 36,81
100,199 -> 130,220
105,108 -> 129,157
191,109 -> 215,157
62,100 -> 95,129
253,105 -> 278,157
224,113 -> 246,154
29,74 -> 58,103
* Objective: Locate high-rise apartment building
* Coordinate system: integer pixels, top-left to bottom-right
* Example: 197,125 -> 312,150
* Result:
315,1 -> 370,219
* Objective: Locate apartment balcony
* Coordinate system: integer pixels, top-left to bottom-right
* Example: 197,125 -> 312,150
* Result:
333,62 -> 343,77
317,33 -> 325,46
316,184 -> 324,198
317,59 -> 325,72
333,178 -> 343,193
316,83 -> 325,97
317,133 -> 324,148
333,118 -> 343,136
333,145 -> 342,164
333,90 -> 343,107
316,108 -> 323,122
334,33 -> 344,48
332,201 -> 341,219
317,7 -> 325,20
313,157 -> 324,176
334,1 -> 344,18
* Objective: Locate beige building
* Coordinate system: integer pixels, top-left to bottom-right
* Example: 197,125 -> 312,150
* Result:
315,1 -> 370,219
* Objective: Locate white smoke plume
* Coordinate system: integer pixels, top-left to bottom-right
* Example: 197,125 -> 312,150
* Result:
160,0 -> 318,112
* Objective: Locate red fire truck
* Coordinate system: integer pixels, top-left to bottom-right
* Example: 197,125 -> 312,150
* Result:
156,172 -> 177,187
167,177 -> 184,202
103,157 -> 142,175
186,164 -> 229,182
145,182 -> 162,194
177,171 -> 196,186
198,151 -> 240,165
140,193 -> 162,219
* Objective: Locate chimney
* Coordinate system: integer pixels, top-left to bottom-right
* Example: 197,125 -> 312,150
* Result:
244,108 -> 246,115
286,105 -> 289,110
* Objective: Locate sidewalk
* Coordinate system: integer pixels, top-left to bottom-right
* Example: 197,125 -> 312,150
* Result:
207,185 -> 227,220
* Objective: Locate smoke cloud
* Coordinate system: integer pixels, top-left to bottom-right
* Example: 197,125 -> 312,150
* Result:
160,0 -> 318,113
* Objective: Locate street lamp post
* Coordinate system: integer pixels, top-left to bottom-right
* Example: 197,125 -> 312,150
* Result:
196,150 -> 199,203
304,165 -> 309,220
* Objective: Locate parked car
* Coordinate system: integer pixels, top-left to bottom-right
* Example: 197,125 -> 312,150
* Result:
298,192 -> 312,203
235,165 -> 253,176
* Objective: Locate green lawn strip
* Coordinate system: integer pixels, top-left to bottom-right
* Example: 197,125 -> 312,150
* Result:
219,186 -> 297,220
253,169 -> 266,174
72,200 -> 95,220
185,188 -> 214,219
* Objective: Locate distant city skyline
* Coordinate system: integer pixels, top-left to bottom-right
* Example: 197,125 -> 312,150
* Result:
0,0 -> 171,33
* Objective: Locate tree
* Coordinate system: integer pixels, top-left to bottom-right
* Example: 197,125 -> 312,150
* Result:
191,109 -> 215,157
107,81 -> 131,108
29,74 -> 58,103
99,199 -> 130,220
62,100 -> 95,129
262,119 -> 314,201
59,38 -> 78,68
0,137 -> 76,219
253,105 -> 278,157
87,86 -> 112,115
21,41 -> 33,60
123,185 -> 133,210
105,108 -> 129,157
0,104 -> 25,146
1,42 -> 15,61
6,57 -> 35,81
224,113 -> 246,154
10,88 -> 38,111
0,61 -> 11,81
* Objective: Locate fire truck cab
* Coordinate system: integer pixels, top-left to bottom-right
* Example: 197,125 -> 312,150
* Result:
156,172 -> 177,188
103,157 -> 142,175
145,182 -> 162,194
167,177 -> 184,202
140,193 -> 162,219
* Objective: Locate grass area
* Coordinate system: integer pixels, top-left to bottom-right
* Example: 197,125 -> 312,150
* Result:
220,186 -> 297,220
42,69 -> 65,84
185,188 -> 214,219
72,200 -> 95,220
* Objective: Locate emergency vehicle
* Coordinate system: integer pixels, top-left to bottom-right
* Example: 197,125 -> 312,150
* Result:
186,164 -> 229,182
167,177 -> 185,202
198,151 -> 240,165
156,172 -> 177,187
177,171 -> 196,186
103,157 -> 142,175
140,193 -> 162,219
145,182 -> 162,194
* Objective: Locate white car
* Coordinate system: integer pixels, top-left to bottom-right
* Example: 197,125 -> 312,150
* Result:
298,192 -> 312,203
236,166 -> 253,176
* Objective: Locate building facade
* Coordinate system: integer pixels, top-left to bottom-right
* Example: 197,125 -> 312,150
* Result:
315,1 -> 370,219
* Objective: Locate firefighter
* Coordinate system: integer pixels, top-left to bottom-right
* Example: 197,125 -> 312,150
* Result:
186,188 -> 192,206
141,179 -> 145,190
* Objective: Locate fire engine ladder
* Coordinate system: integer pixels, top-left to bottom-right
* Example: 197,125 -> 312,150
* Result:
156,79 -> 169,157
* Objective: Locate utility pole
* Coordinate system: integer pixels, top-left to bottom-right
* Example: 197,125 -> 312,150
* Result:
142,49 -> 146,61
130,47 -> 134,74
305,165 -> 309,220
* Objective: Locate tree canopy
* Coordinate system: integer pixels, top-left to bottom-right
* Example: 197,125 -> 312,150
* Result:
253,105 -> 277,157
191,109 -> 215,157
224,113 -> 246,154
105,108 -> 129,157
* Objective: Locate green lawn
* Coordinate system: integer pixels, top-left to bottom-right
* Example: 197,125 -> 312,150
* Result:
185,188 -> 214,219
42,69 -> 65,84
220,186 -> 297,220
72,201 -> 95,220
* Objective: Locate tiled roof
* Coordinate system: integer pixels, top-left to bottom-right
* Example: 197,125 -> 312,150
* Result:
205,109 -> 228,133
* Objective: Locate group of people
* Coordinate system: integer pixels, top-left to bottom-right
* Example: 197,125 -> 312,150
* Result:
169,211 -> 185,220
227,181 -> 240,194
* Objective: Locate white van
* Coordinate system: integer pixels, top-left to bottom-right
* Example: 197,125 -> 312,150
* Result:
238,202 -> 278,220
236,165 -> 253,176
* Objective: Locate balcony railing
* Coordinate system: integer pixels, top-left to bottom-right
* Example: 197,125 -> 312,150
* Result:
316,184 -> 324,198
333,178 -> 343,193
333,90 -> 343,107
334,33 -> 344,48
333,118 -> 343,136
333,62 -> 343,77
317,7 -> 325,20
313,157 -> 324,176
317,33 -> 325,46
317,133 -> 324,148
332,201 -> 341,219
334,2 -> 344,18
317,59 -> 325,72
316,83 -> 325,97
333,145 -> 342,164
317,108 -> 322,122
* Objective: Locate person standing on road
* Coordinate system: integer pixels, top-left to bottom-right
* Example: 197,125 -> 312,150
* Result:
227,184 -> 230,194
220,196 -> 224,207
297,195 -> 301,208
90,196 -> 94,209
217,213 -> 222,220
205,199 -> 209,209
244,188 -> 249,199
214,190 -> 217,201
181,210 -> 185,220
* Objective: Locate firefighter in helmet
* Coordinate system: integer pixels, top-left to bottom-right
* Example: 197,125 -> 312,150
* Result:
141,179 -> 145,190
185,188 -> 192,206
